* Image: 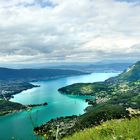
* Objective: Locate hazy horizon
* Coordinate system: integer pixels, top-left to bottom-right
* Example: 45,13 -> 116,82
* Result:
0,60 -> 135,69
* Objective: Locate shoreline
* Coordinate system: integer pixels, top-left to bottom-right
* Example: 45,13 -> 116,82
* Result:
0,73 -> 91,117
2,73 -> 90,101
9,84 -> 40,100
0,102 -> 48,117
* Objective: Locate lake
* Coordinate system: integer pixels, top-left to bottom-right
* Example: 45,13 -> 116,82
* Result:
0,73 -> 119,140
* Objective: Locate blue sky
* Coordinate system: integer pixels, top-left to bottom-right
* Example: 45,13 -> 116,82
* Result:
22,0 -> 56,8
0,0 -> 139,66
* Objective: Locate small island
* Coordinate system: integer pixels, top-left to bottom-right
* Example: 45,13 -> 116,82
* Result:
27,102 -> 48,108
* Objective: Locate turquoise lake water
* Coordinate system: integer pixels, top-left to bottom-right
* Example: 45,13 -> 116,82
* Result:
0,73 -> 119,140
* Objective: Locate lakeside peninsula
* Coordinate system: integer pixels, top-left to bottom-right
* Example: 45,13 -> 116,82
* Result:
0,100 -> 48,116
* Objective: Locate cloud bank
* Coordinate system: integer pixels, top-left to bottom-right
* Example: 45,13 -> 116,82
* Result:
0,0 -> 140,65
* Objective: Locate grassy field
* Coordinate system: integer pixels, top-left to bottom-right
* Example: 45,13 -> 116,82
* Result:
63,117 -> 140,140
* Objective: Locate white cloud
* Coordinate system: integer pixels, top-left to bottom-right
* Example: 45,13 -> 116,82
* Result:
0,0 -> 140,65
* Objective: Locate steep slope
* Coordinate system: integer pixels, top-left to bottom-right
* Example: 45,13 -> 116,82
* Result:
106,61 -> 140,83
118,61 -> 140,81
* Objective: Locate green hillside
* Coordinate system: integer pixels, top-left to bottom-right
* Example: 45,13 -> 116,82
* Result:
58,82 -> 110,96
106,61 -> 140,83
63,117 -> 140,140
0,99 -> 26,116
58,61 -> 140,98
118,61 -> 140,81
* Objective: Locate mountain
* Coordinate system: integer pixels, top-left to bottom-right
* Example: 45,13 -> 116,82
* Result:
118,61 -> 140,81
0,68 -> 87,81
49,63 -> 132,73
106,61 -> 140,83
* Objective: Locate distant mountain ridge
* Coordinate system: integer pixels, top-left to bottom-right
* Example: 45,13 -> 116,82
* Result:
0,68 -> 87,81
49,63 -> 132,73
